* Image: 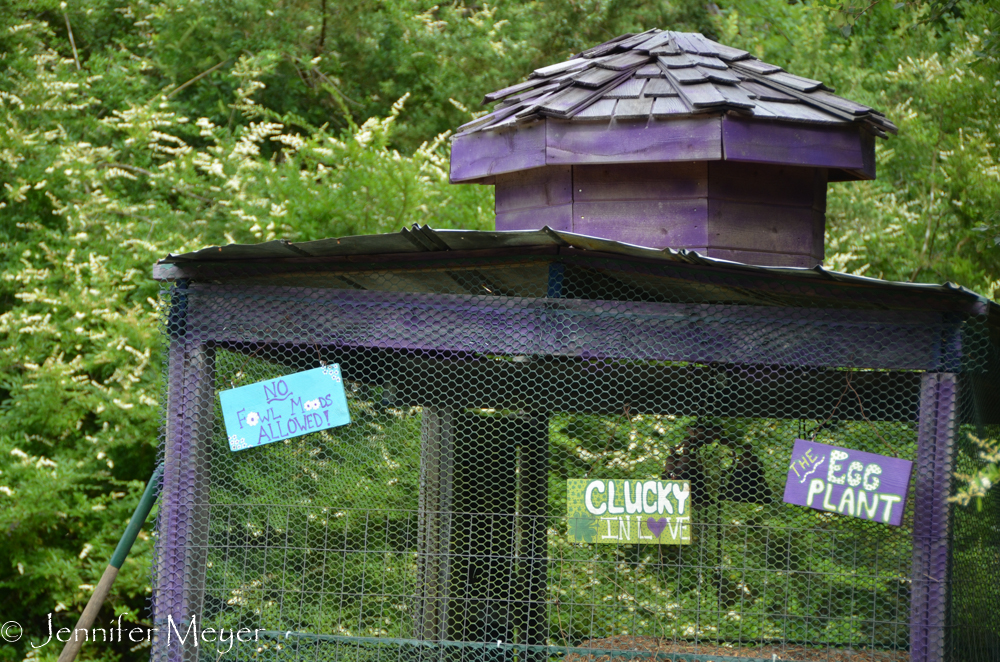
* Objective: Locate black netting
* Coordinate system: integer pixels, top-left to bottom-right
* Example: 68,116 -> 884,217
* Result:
151,251 -> 1000,662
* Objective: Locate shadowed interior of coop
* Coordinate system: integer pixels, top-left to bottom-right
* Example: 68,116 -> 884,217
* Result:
197,354 -> 922,662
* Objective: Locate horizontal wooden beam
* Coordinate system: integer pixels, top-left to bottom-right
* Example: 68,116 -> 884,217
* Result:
721,115 -> 871,176
450,116 -> 874,182
545,117 -> 723,166
183,284 -> 959,371
450,121 -> 546,183
217,344 -> 922,421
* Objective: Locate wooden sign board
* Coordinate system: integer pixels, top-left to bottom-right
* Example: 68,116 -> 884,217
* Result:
782,439 -> 912,526
219,365 -> 350,451
566,479 -> 692,544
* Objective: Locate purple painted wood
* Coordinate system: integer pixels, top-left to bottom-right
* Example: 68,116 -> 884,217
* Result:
449,113 -> 878,263
911,373 -> 957,662
495,167 -> 572,212
858,129 -> 876,180
782,439 -> 913,526
497,203 -> 574,232
573,162 -> 707,200
495,164 -> 574,235
571,162 -> 707,250
452,113 -> 872,182
573,199 -> 707,248
185,284 -> 950,371
706,161 -> 821,207
546,117 -> 722,164
812,167 -> 828,213
450,122 -> 546,183
156,334 -> 214,662
488,159 -> 827,264
722,114 -> 868,170
706,200 -> 822,257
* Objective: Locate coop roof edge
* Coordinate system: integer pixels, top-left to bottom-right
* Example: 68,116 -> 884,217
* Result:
152,225 -> 994,313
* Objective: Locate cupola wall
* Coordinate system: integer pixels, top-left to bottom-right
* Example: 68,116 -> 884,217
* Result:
494,161 -> 827,268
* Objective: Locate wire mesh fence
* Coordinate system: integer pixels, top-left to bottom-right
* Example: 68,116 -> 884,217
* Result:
153,244 -> 1000,662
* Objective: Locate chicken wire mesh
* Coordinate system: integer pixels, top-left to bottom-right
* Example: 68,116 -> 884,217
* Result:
152,244 -> 1000,662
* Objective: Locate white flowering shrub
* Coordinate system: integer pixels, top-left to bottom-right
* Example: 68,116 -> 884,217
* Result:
824,31 -> 1000,286
0,13 -> 489,662
952,435 -> 1000,508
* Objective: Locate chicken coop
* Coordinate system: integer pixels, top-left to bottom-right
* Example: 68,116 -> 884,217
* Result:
151,29 -> 1000,662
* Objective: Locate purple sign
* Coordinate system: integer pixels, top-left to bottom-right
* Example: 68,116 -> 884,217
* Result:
782,439 -> 913,526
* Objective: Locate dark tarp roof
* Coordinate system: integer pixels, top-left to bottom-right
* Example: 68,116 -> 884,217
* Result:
154,225 -> 992,313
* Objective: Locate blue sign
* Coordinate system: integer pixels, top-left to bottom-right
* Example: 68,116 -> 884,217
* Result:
219,365 -> 351,451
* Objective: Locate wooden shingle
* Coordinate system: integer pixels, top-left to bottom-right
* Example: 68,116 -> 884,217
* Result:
464,27 -> 894,137
642,78 -> 677,97
603,79 -> 646,99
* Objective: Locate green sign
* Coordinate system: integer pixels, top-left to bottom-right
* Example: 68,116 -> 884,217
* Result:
566,479 -> 692,545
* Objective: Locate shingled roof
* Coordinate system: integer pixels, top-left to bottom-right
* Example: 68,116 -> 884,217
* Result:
458,29 -> 897,138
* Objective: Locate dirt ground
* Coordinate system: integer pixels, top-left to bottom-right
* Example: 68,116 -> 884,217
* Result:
563,636 -> 909,662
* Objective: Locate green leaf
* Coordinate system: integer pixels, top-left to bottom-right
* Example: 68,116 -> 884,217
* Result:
568,516 -> 597,543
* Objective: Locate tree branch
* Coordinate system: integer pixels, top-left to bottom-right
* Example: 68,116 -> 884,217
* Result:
318,0 -> 327,54
63,11 -> 81,71
146,59 -> 230,105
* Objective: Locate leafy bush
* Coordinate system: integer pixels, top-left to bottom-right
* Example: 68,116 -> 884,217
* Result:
0,9 -> 488,662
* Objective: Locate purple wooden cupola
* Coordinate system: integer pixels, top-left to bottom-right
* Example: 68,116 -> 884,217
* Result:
450,29 -> 896,268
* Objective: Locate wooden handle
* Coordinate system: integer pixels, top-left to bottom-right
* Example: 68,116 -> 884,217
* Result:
56,565 -> 119,662
55,464 -> 162,662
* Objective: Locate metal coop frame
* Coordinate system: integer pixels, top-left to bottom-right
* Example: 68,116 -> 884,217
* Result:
152,227 -> 1000,662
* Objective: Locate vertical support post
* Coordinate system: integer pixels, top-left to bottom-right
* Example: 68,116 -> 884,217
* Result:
449,413 -> 518,662
517,413 -> 550,662
911,372 -> 958,662
154,284 -> 215,662
416,410 -> 549,662
416,408 -> 456,645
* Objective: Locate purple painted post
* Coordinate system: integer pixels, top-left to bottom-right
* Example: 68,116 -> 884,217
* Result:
911,373 -> 958,662
154,303 -> 214,662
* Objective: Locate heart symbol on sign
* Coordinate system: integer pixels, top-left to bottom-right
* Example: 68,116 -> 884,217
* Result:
646,517 -> 667,538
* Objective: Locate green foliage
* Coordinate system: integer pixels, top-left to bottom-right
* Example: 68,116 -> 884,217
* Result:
0,6 -> 487,661
0,1 -> 998,661
822,0 -> 1000,58
952,434 -> 1000,507
139,0 -> 719,150
714,0 -> 1000,291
